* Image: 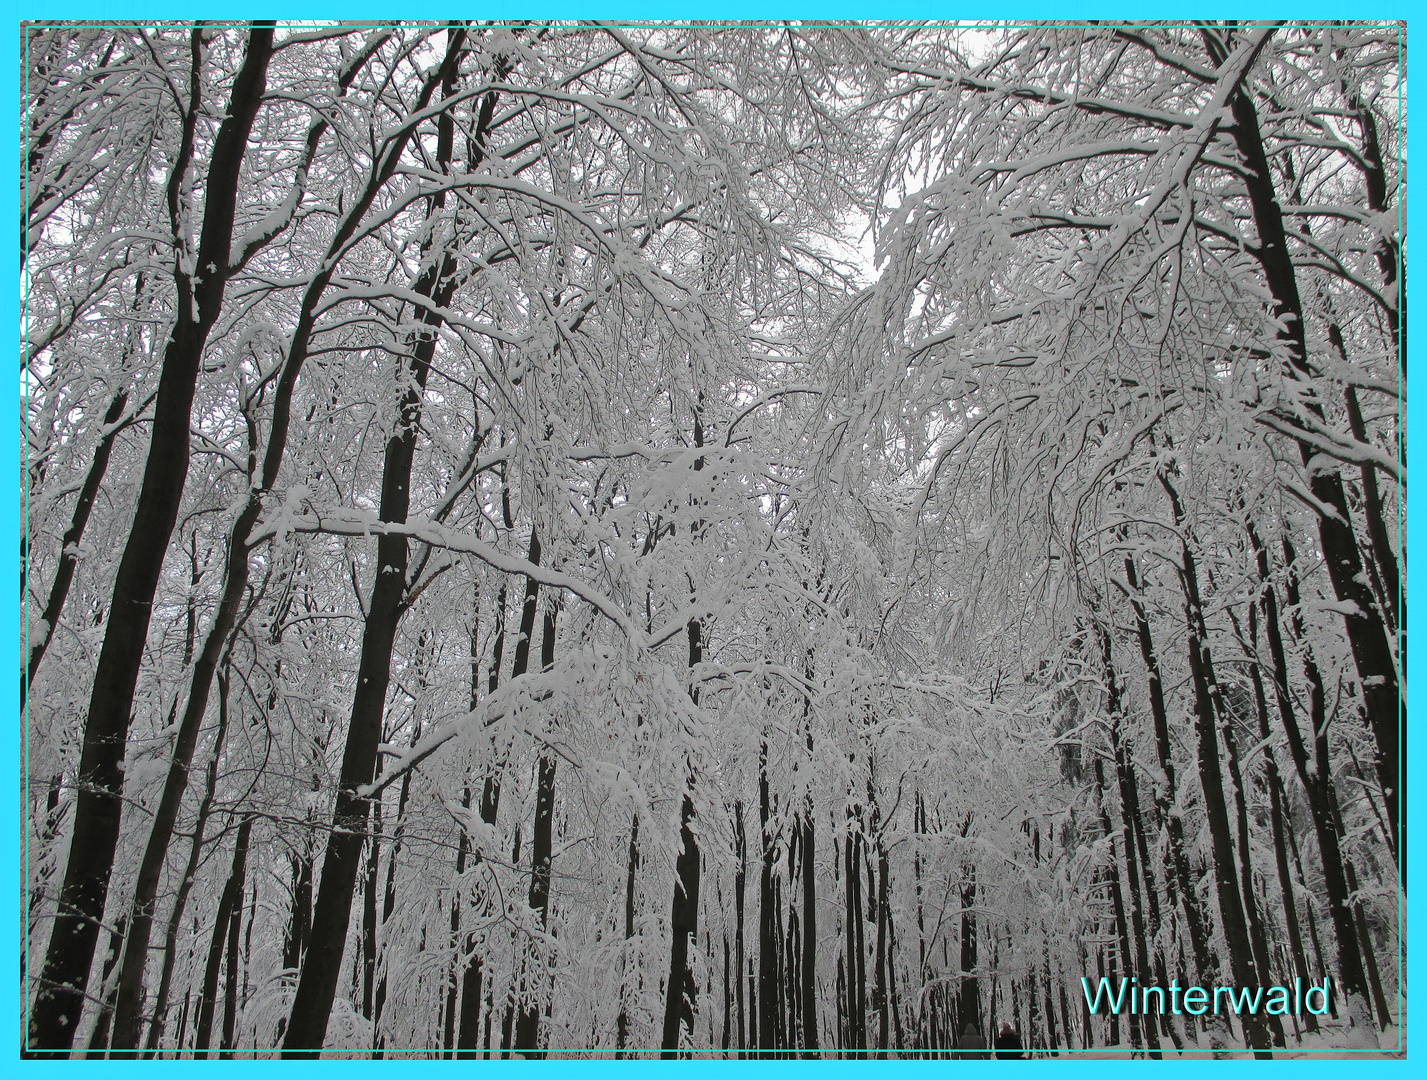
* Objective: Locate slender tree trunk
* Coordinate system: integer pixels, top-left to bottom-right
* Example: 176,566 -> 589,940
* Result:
1093,753 -> 1143,1051
193,816 -> 253,1058
1342,856 -> 1391,1030
873,834 -> 890,1055
1218,688 -> 1285,1048
616,813 -> 640,1055
734,802 -> 747,1056
660,614 -> 703,1056
143,661 -> 236,1054
25,387 -> 129,702
758,738 -> 778,1054
83,915 -> 126,1056
957,843 -> 978,1040
281,38 -> 468,1053
1222,64 -> 1400,875
1096,627 -> 1160,1055
1124,556 -> 1214,989
845,820 -> 863,1050
513,757 -> 557,1051
218,868 -> 246,1058
801,811 -> 818,1053
722,932 -> 732,1054
514,599 -> 560,1054
363,802 -> 381,1025
1163,476 -> 1271,1054
30,30 -> 274,1052
660,789 -> 700,1056
1254,527 -> 1376,1031
1340,375 -> 1401,631
1241,603 -> 1317,1034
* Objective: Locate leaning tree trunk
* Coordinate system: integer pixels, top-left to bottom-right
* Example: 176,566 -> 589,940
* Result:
281,35 -> 468,1053
1220,52 -> 1400,875
1094,627 -> 1160,1056
1163,475 -> 1271,1054
192,815 -> 253,1058
29,28 -> 273,1052
105,33 -> 421,1052
1124,555 -> 1214,990
1251,525 -> 1376,1032
25,386 -> 129,703
143,660 -> 237,1054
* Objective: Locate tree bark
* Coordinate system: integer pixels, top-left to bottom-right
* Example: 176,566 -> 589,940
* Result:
660,613 -> 703,1056
193,815 -> 253,1058
281,34 -> 468,1053
30,28 -> 273,1051
616,813 -> 640,1055
1163,475 -> 1271,1054
1253,526 -> 1375,1030
144,661 -> 236,1054
800,811 -> 818,1053
1222,61 -> 1400,875
1124,556 -> 1214,988
1241,601 -> 1317,1034
25,387 -> 129,702
757,737 -> 778,1054
734,801 -> 747,1055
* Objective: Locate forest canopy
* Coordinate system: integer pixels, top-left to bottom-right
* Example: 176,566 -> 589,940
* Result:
22,20 -> 1402,1057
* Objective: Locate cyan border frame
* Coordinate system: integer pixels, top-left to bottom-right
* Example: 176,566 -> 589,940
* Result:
9,3 -> 1415,1071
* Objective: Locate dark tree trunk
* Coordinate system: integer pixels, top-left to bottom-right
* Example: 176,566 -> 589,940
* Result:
455,579 -> 492,1060
25,387 -> 129,702
1096,628 -> 1160,1055
1092,754 -> 1142,1051
1223,67 -> 1400,876
1254,527 -> 1375,1029
873,834 -> 890,1055
281,37 -> 467,1053
363,802 -> 381,1024
1124,556 -> 1214,989
1163,477 -> 1271,1054
757,738 -> 778,1054
722,932 -> 732,1053
844,821 -> 864,1050
1341,375 -> 1400,632
660,790 -> 700,1056
616,813 -> 639,1055
1342,857 -> 1391,1029
1241,603 -> 1317,1034
800,812 -> 818,1052
1217,688 -> 1285,1048
30,29 -> 274,1052
734,801 -> 747,1055
957,841 -> 978,1040
284,847 -> 313,975
513,755 -> 557,1052
83,915 -> 126,1056
144,662 -> 236,1054
514,600 -> 559,1054
218,870 -> 246,1058
193,816 -> 253,1058
660,614 -> 704,1056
